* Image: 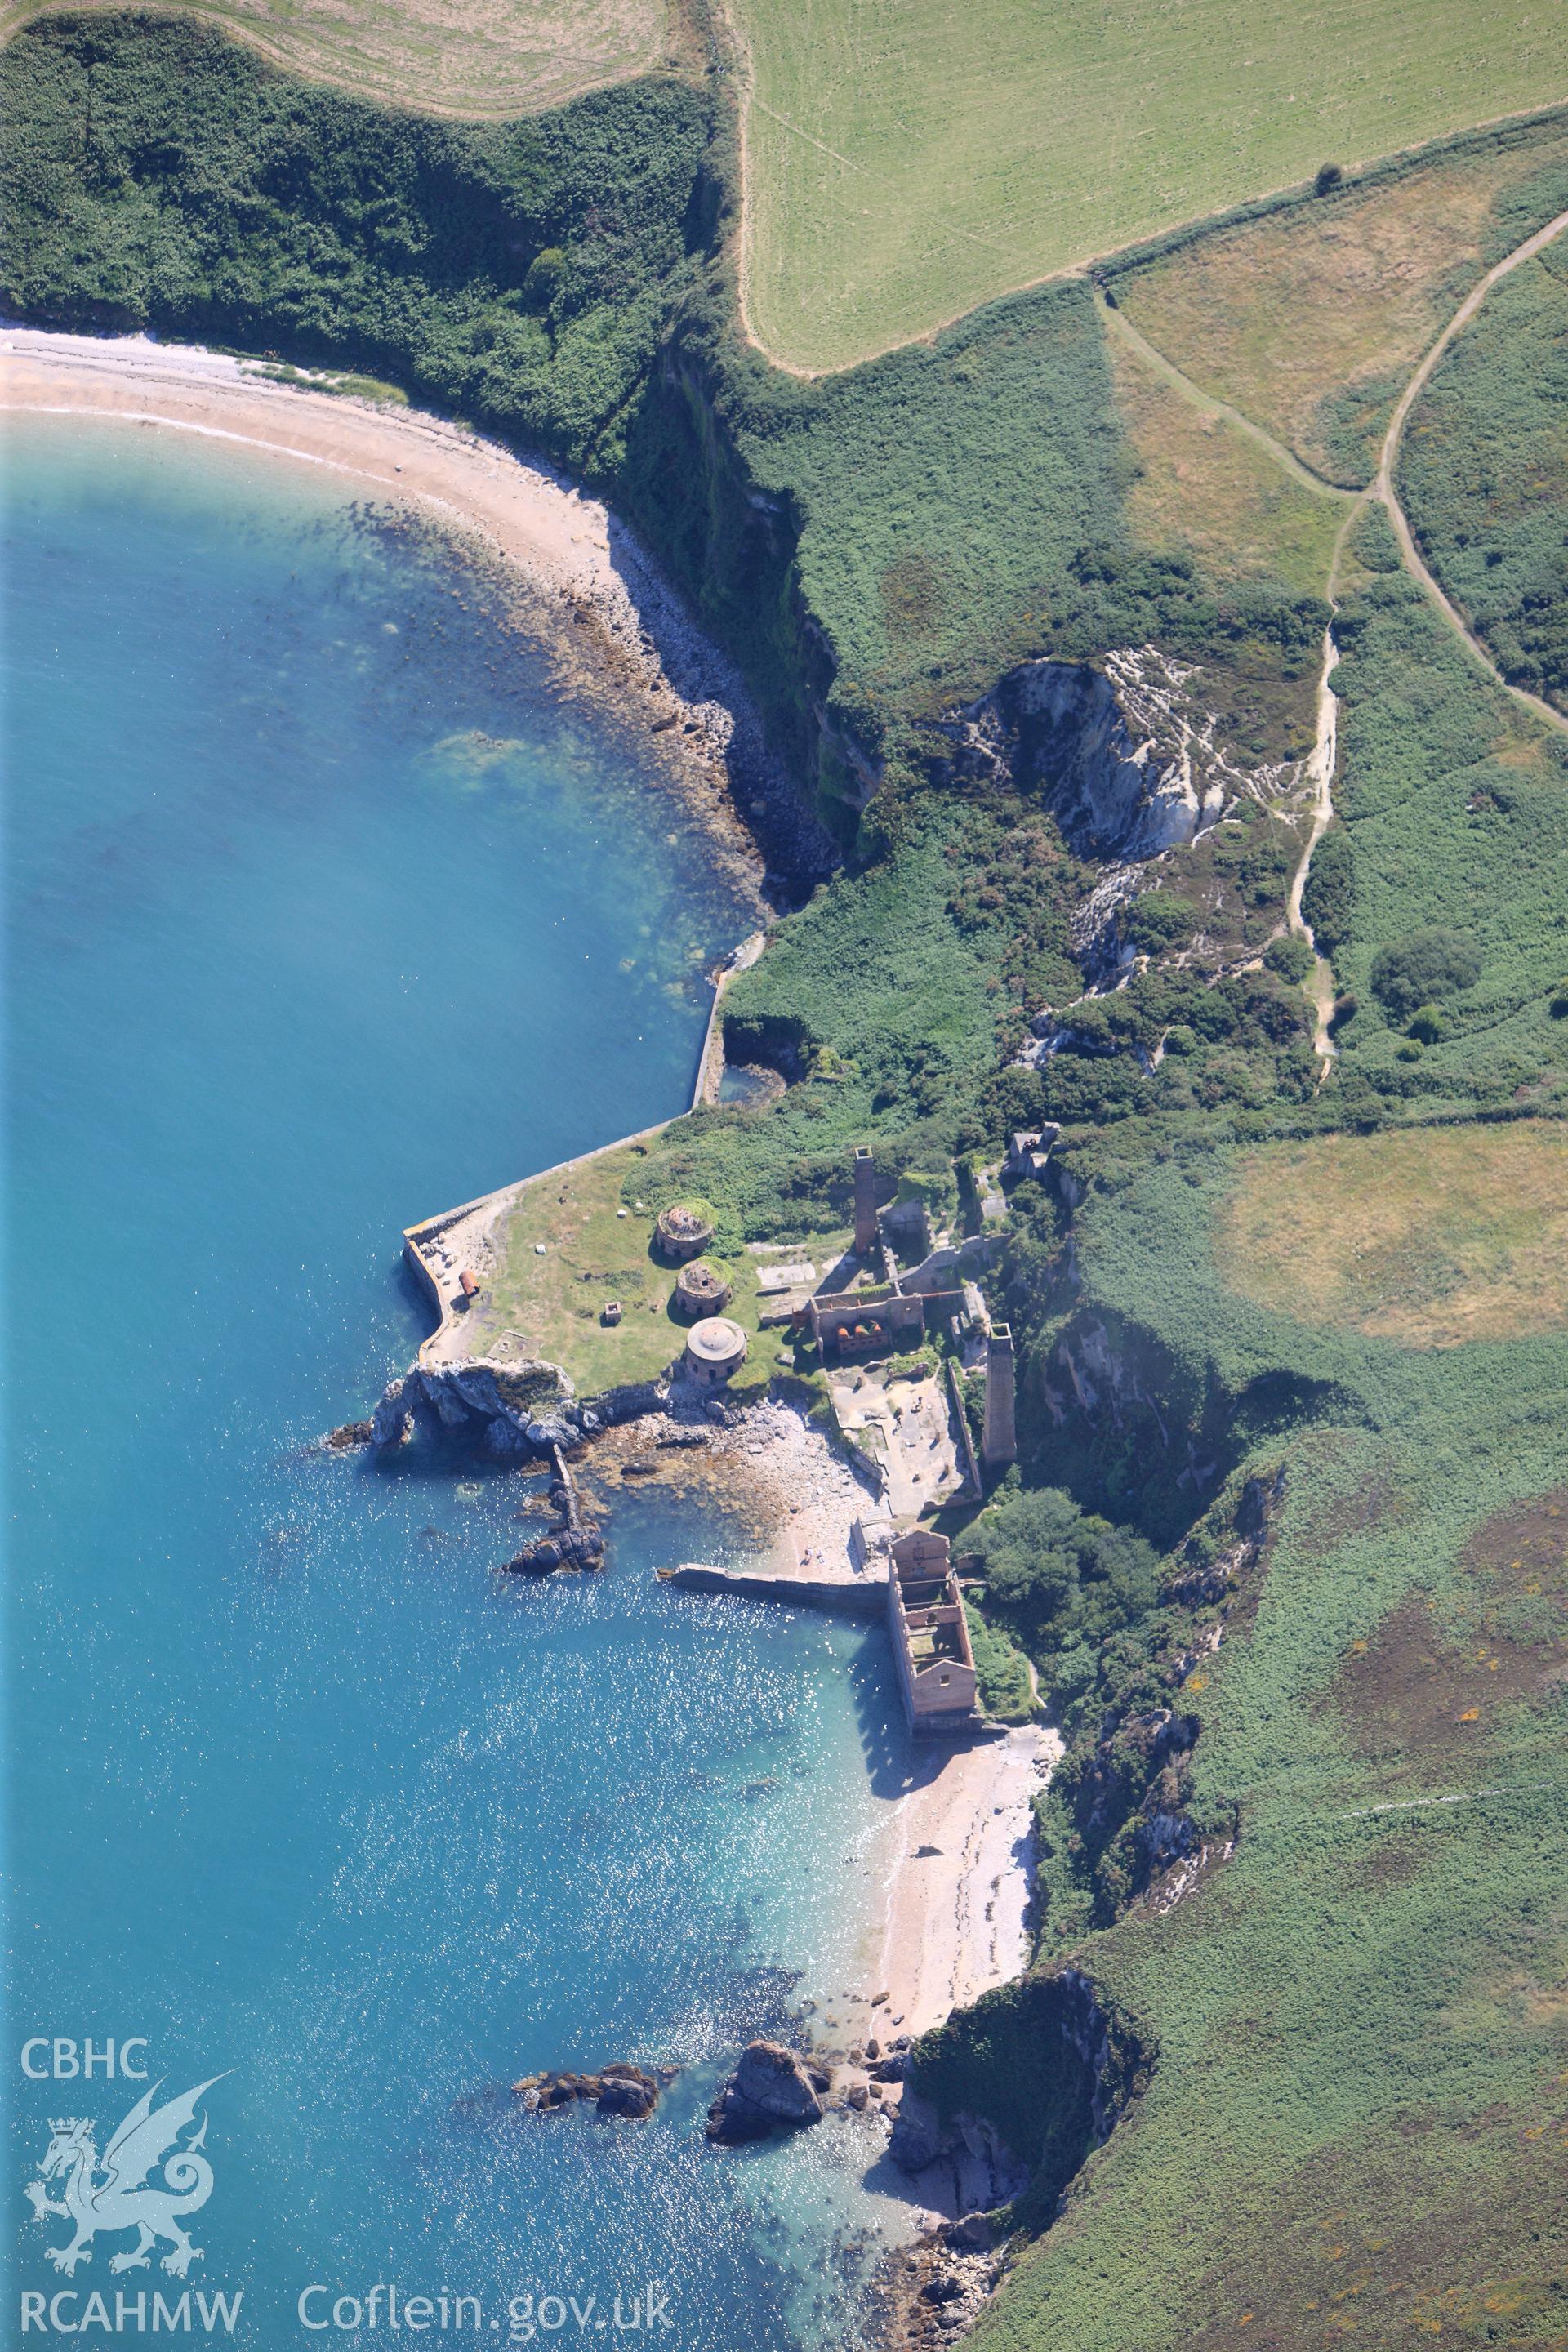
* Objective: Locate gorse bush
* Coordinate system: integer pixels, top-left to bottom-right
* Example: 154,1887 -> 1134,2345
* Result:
1369,928 -> 1483,1019
1397,245 -> 1568,711
969,1483 -> 1160,1690
1124,893 -> 1198,954
1263,933 -> 1316,985
1299,820 -> 1354,953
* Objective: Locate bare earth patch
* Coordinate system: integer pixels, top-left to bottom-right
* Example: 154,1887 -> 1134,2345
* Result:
0,0 -> 670,117
1218,1122 -> 1568,1346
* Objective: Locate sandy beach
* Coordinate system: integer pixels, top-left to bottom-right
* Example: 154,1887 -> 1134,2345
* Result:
604,1397 -> 1056,2041
0,326 -> 828,897
1,327 -> 626,595
858,1722 -> 1056,2039
709,1404 -> 1055,2037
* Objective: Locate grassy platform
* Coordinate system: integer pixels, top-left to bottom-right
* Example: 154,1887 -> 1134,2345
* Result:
470,1138 -> 804,1396
1218,1122 -> 1568,1348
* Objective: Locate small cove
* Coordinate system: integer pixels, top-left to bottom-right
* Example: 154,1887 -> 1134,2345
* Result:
2,413 -> 915,2344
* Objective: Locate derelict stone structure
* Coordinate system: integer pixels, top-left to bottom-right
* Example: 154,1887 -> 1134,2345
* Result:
807,1285 -> 929,1359
982,1321 -> 1018,1471
884,1530 -> 979,1735
853,1146 -> 878,1258
673,1259 -> 733,1321
656,1204 -> 715,1264
684,1316 -> 748,1386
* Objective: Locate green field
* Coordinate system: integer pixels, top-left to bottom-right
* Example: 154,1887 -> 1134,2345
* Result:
472,1138 -> 798,1396
0,0 -> 672,115
726,0 -> 1568,372
1399,243 -> 1568,712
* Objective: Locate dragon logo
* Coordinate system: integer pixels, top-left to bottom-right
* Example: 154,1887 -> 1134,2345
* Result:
24,2075 -> 229,2278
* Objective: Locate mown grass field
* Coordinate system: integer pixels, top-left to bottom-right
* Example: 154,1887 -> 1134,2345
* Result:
1218,1123 -> 1568,1346
1114,118 -> 1568,483
726,0 -> 1568,372
0,0 -> 671,116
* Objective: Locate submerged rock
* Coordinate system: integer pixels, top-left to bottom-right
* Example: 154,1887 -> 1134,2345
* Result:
706,2041 -> 825,2143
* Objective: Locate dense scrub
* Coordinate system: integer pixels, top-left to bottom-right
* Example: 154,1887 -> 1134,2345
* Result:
959,1144 -> 1568,2351
1325,539 -> 1568,1085
1398,243 -> 1568,712
0,12 -> 717,477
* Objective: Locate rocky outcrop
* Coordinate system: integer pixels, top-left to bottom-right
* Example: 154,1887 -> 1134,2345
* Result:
942,646 -> 1284,862
512,2062 -> 668,2122
868,2230 -> 1009,2348
887,2091 -> 1029,2214
502,1526 -> 604,1575
370,1361 -> 669,1458
323,1419 -> 373,1451
706,2042 -> 826,2142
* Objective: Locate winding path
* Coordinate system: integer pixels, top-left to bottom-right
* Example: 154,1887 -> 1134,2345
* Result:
1285,630 -> 1343,1060
1098,292 -> 1354,503
1367,205 -> 1568,738
1102,209 -> 1568,1054
1100,207 -> 1568,741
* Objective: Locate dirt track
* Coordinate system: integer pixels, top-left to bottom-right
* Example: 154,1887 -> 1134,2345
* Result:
1370,204 -> 1568,739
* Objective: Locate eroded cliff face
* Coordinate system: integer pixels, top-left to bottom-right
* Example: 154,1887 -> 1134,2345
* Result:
942,645 -> 1286,863
903,1967 -> 1156,2236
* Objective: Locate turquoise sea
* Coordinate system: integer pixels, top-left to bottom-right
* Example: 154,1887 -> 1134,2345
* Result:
2,415 -> 912,2345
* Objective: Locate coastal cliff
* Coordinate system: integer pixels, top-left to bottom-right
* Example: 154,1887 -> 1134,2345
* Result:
938,645 -> 1276,862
